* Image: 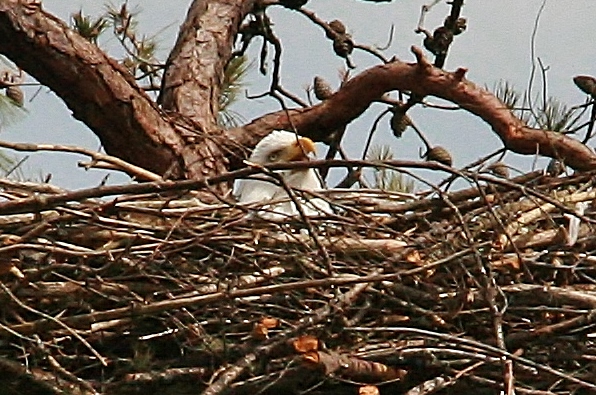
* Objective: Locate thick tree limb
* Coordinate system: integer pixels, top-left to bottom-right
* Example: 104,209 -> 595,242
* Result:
2,0 -> 595,184
0,0 -> 193,178
230,46 -> 596,171
0,0 -> 259,186
159,0 -> 255,127
157,0 -> 257,187
0,0 -> 248,184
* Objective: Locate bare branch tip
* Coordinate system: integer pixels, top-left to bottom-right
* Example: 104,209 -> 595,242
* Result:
410,46 -> 430,68
454,67 -> 468,81
410,45 -> 424,59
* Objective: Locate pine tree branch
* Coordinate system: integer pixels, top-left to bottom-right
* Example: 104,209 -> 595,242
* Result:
230,46 -> 596,171
159,0 -> 256,128
0,0 -> 187,178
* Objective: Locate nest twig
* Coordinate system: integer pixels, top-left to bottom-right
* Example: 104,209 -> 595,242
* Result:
0,164 -> 595,395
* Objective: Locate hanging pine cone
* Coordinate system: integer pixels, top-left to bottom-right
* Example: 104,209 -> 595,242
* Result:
573,76 -> 596,98
333,35 -> 353,58
390,108 -> 411,138
487,162 -> 509,178
430,26 -> 453,56
426,146 -> 452,166
328,20 -> 346,35
313,76 -> 333,100
279,0 -> 308,9
6,86 -> 24,106
452,17 -> 467,35
445,16 -> 467,35
423,35 -> 438,55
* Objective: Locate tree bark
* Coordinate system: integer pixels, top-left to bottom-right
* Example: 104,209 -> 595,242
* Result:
0,0 -> 254,185
0,0 -> 187,179
158,0 -> 256,185
1,0 -> 595,190
229,47 -> 596,171
159,0 -> 255,126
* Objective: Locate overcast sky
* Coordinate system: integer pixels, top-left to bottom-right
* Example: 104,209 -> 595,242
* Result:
3,0 -> 596,190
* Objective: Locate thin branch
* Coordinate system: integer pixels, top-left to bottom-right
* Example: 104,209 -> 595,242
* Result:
0,140 -> 162,181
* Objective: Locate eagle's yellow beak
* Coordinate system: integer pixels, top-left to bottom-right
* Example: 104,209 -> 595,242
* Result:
282,137 -> 316,162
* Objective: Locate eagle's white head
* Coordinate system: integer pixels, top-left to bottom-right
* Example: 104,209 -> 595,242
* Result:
247,130 -> 317,165
237,130 -> 331,218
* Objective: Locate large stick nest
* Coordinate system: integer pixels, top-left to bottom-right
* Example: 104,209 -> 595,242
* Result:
0,168 -> 595,395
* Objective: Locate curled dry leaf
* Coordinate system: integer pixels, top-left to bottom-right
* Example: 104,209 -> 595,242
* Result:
359,385 -> 380,395
251,317 -> 280,340
293,335 -> 320,354
491,254 -> 521,271
405,249 -> 423,265
260,317 -> 279,329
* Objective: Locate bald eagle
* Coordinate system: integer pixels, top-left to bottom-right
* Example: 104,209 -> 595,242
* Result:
237,130 -> 331,218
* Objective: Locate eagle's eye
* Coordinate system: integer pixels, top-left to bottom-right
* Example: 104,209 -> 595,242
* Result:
267,151 -> 280,162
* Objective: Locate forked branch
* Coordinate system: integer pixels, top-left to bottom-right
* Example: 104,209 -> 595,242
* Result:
232,46 -> 596,171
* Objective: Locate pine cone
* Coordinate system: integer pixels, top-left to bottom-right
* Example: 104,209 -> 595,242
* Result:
453,17 -> 467,35
431,27 -> 453,55
333,35 -> 353,58
390,109 -> 411,138
279,0 -> 308,9
328,20 -> 346,35
487,162 -> 509,178
313,76 -> 333,100
445,16 -> 467,35
545,159 -> 565,177
423,35 -> 438,55
573,75 -> 596,98
6,86 -> 24,106
426,146 -> 452,166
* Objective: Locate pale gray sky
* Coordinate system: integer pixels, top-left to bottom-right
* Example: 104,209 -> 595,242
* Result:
4,0 -> 596,189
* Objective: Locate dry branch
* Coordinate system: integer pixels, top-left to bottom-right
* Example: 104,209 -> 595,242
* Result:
0,140 -> 162,181
1,1 -> 596,394
232,47 -> 596,171
1,0 -> 593,187
0,166 -> 595,394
